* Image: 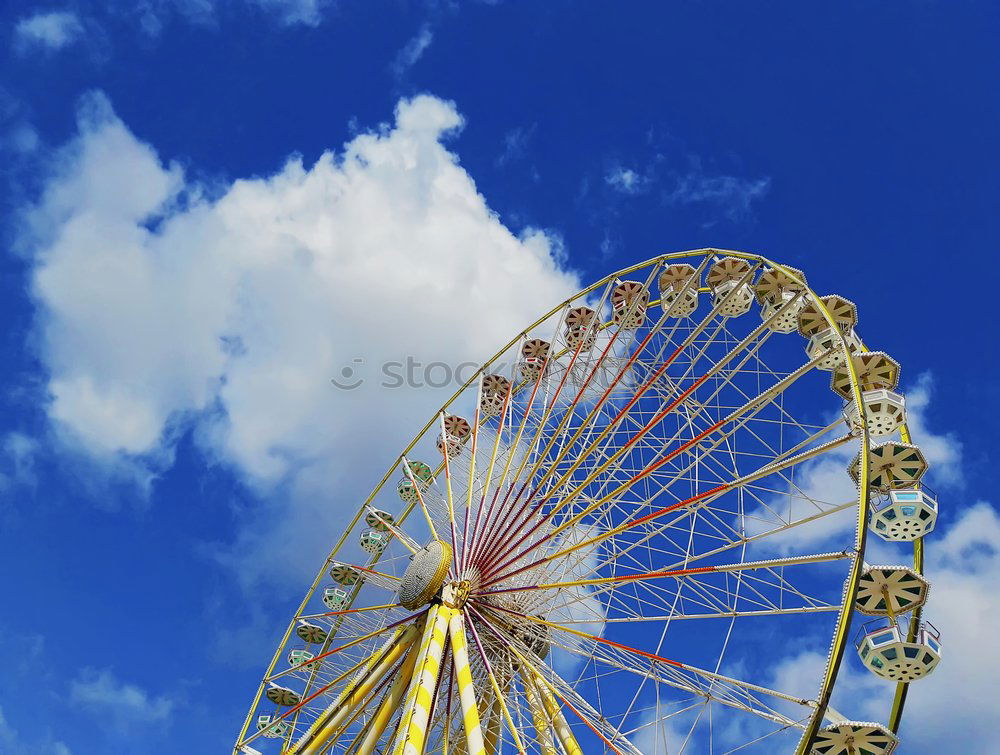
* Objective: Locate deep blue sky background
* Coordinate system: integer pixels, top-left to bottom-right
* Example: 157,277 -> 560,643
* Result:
1,2 -> 998,753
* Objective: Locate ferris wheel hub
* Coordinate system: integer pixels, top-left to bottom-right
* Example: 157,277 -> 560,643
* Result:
398,539 -> 453,610
442,580 -> 472,609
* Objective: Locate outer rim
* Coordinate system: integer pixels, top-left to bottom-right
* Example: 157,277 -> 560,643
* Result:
234,248 -> 893,754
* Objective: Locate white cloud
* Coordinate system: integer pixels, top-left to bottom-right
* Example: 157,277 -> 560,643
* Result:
0,704 -> 73,755
630,707 -> 692,754
391,24 -> 434,77
665,169 -> 770,221
70,668 -> 174,730
22,91 -> 579,585
0,706 -> 15,746
495,124 -> 536,167
896,501 -> 1000,752
605,165 -> 651,195
252,0 -> 328,26
901,372 -> 962,488
0,433 -> 40,491
14,12 -> 84,52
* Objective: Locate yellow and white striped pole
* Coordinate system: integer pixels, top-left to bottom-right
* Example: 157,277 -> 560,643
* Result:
534,673 -> 582,755
351,630 -> 423,755
449,611 -> 487,755
296,622 -> 421,754
391,608 -> 440,751
520,669 -> 557,755
393,603 -> 452,755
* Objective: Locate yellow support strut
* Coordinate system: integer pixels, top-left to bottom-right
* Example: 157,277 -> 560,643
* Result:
295,621 -> 421,754
393,604 -> 452,755
519,667 -> 556,755
351,632 -> 423,754
533,673 -> 582,755
448,611 -> 487,755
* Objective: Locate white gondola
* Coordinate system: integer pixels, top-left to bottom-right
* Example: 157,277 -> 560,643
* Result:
755,266 -> 807,333
844,388 -> 906,437
396,460 -> 434,503
870,487 -> 939,541
480,374 -> 510,417
520,339 -> 551,380
436,415 -> 471,459
256,714 -> 290,738
856,618 -> 942,682
706,257 -> 754,317
611,280 -> 649,328
436,433 -> 462,458
761,289 -> 806,333
360,528 -> 390,555
564,307 -> 596,350
288,648 -> 318,670
661,286 -> 699,317
711,278 -> 754,317
322,586 -> 350,610
806,326 -> 863,370
658,263 -> 699,317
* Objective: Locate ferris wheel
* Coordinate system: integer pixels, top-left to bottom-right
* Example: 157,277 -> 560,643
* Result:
235,249 -> 941,755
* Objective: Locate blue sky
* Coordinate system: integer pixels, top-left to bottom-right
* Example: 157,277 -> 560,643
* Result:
1,1 -> 998,753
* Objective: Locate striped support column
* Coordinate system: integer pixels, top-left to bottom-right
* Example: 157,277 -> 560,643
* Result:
352,631 -> 423,755
519,669 -> 556,755
393,604 -> 452,755
391,608 -> 440,751
534,674 -> 582,755
297,622 -> 420,754
448,611 -> 487,755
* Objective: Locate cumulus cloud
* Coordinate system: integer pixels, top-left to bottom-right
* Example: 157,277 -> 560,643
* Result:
70,668 -> 173,730
14,12 -> 84,53
21,91 -> 579,584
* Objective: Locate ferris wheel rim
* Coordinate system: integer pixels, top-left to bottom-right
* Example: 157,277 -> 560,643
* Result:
233,248 -> 902,755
